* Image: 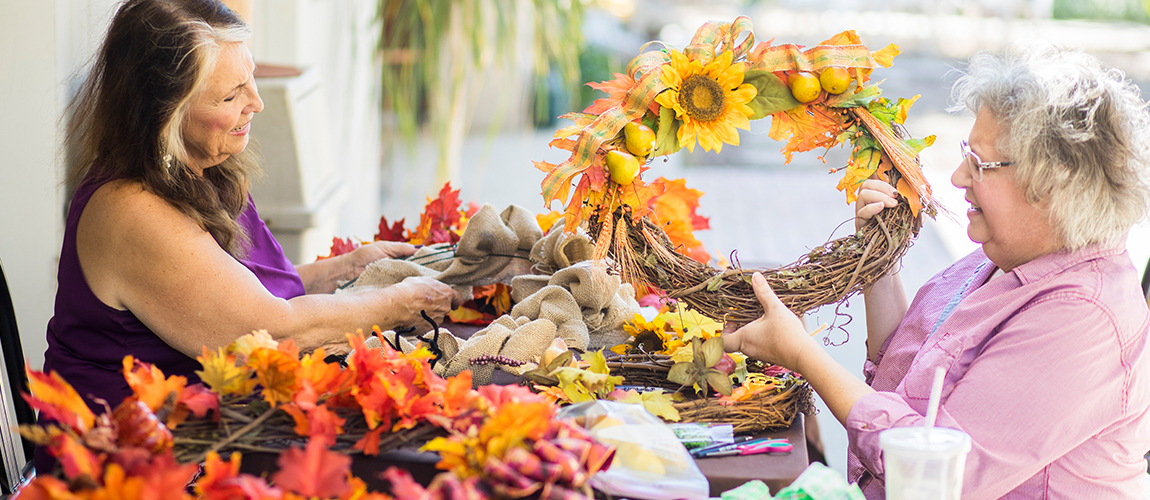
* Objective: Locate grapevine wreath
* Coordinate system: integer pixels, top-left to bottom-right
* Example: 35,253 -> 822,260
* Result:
535,16 -> 939,325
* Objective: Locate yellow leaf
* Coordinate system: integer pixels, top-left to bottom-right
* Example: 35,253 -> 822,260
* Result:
661,303 -> 723,341
536,210 -> 563,233
612,389 -> 680,421
895,95 -> 921,125
586,350 -> 610,375
196,347 -> 254,396
872,44 -> 901,68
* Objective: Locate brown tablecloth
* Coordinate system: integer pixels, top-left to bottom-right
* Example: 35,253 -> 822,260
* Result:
696,413 -> 809,496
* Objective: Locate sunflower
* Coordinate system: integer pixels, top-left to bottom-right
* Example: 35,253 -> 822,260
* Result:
655,50 -> 756,153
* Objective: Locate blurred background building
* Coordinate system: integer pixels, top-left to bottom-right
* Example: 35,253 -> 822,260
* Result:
4,0 -> 1150,478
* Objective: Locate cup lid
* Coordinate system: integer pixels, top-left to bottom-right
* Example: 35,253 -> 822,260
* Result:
880,427 -> 972,456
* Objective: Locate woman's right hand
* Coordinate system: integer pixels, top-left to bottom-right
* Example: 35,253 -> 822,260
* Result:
388,276 -> 464,328
854,179 -> 900,231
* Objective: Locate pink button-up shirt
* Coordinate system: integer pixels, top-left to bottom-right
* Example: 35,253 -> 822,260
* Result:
846,245 -> 1150,499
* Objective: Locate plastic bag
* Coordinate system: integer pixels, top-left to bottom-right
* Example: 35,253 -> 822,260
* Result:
558,400 -> 710,499
668,422 -> 734,451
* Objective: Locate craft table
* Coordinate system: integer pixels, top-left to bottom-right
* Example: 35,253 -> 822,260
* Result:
696,413 -> 809,496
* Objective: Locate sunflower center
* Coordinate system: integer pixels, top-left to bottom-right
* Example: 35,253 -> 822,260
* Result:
680,74 -> 725,122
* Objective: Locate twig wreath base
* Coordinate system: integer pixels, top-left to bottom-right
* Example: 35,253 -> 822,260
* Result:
170,396 -> 445,464
606,353 -> 815,434
589,198 -> 918,325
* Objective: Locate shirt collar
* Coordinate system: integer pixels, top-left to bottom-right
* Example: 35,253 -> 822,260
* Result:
1010,240 -> 1127,285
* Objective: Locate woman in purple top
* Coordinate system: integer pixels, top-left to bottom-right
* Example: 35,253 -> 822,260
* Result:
40,0 -> 463,469
725,43 -> 1150,498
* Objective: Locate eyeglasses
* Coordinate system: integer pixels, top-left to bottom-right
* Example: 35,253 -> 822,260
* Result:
960,140 -> 1013,181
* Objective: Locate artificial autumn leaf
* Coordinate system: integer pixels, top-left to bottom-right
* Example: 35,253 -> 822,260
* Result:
195,346 -> 254,396
374,215 -> 407,242
353,427 -> 385,456
719,373 -> 776,404
536,210 -> 563,233
836,147 -> 884,204
272,438 -> 351,499
230,330 -> 279,361
96,463 -> 144,500
48,430 -> 103,481
872,43 -> 901,68
166,383 -> 218,429
298,347 -> 349,397
137,453 -> 200,500
650,177 -> 710,263
584,73 -> 638,115
12,475 -> 75,500
122,356 -> 187,412
552,367 -> 624,403
409,183 -> 463,246
23,368 -> 95,434
316,237 -> 360,261
742,69 -> 801,120
477,383 -> 546,410
769,105 -> 849,163
663,302 -> 723,341
303,404 -> 345,447
447,306 -> 489,325
193,451 -> 250,500
380,467 -> 429,499
653,105 -> 682,158
609,388 -> 680,421
440,371 -> 478,417
247,348 -> 300,406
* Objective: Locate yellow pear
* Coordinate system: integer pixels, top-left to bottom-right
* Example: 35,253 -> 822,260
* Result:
606,150 -> 640,185
623,121 -> 656,157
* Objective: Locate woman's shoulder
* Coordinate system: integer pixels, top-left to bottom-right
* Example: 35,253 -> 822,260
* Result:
80,179 -> 214,263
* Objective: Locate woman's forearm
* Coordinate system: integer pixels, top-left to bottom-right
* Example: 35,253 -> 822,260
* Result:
295,255 -> 355,294
793,343 -> 875,426
863,271 -> 908,363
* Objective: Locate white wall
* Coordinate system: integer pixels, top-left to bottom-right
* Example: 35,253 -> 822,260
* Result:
251,0 -> 383,248
0,0 -> 120,369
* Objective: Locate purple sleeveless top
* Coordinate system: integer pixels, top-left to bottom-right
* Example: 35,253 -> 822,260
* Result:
42,177 -> 305,412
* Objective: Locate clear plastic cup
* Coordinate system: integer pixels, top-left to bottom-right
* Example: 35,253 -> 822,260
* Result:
880,427 -> 972,500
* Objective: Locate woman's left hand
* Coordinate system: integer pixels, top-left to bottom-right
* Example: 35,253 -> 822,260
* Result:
346,241 -> 418,278
722,272 -> 816,371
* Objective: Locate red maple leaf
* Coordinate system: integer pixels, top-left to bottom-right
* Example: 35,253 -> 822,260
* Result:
411,183 -> 463,245
271,438 -> 351,498
138,453 -> 200,500
165,383 -> 218,429
22,368 -> 95,434
380,467 -> 428,499
374,215 -> 407,242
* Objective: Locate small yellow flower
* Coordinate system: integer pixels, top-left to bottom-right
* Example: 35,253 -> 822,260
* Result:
655,50 -> 756,153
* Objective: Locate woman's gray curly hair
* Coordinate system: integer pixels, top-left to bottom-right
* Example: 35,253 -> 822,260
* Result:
949,41 -> 1150,251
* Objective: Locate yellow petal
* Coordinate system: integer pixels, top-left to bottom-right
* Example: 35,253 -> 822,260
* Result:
660,64 -> 682,90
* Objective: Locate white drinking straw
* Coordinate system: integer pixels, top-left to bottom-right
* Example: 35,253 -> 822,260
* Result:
923,366 -> 946,429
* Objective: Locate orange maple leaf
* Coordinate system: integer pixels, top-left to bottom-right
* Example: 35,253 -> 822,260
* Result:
584,73 -> 636,115
138,453 -> 199,500
272,438 -> 351,499
12,475 -> 74,500
298,347 -> 349,397
193,451 -> 241,499
247,348 -> 301,406
23,368 -> 95,434
768,105 -> 849,163
352,426 -> 385,456
650,178 -> 710,263
122,356 -> 187,412
316,236 -> 361,261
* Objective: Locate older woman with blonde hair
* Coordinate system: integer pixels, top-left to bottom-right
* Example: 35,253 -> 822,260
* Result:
725,42 -> 1150,498
39,0 -> 462,471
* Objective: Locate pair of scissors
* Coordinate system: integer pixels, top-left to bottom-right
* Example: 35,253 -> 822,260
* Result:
695,438 -> 792,458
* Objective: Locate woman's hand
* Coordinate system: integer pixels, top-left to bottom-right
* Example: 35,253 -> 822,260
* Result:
346,241 -> 418,277
854,179 -> 900,231
722,272 -> 815,370
386,276 -> 465,328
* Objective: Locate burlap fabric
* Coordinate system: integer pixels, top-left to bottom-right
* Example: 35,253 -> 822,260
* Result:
338,203 -> 542,294
437,315 -> 556,384
529,222 -> 594,274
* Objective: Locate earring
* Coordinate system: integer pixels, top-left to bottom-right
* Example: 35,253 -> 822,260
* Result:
160,139 -> 173,170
